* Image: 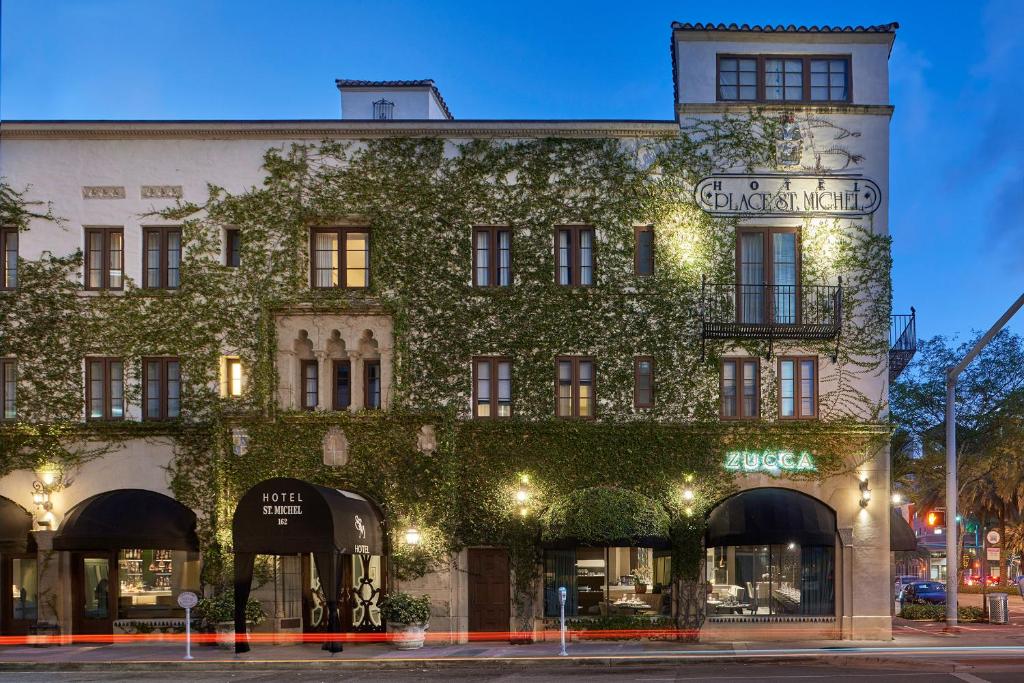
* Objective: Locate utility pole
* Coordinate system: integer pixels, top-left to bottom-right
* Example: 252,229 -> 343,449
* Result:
945,293 -> 1024,628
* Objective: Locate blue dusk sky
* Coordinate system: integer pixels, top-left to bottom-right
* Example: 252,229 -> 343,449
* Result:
1,0 -> 1022,342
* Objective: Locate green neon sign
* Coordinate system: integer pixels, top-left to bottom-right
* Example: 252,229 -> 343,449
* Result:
724,450 -> 817,473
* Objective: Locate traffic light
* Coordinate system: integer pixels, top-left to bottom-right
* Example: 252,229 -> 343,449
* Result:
925,510 -> 946,527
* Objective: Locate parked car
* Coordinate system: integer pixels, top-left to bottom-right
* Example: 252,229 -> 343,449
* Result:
900,581 -> 946,606
895,575 -> 922,590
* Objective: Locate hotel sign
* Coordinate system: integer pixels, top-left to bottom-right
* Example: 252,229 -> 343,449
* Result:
724,449 -> 817,474
695,174 -> 881,217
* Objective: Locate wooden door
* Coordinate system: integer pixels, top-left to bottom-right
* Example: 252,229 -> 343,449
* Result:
71,553 -> 116,639
467,548 -> 510,634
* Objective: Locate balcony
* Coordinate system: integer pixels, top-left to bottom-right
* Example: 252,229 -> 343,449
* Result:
890,308 -> 917,381
701,278 -> 842,352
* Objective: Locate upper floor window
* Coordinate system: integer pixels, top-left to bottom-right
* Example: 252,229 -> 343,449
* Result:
473,357 -> 512,418
85,227 -> 124,291
1,359 -> 15,420
223,357 -> 243,398
373,99 -> 395,120
301,359 -> 318,410
474,227 -> 511,287
143,356 -> 180,420
779,356 -> 817,419
333,359 -> 351,410
143,227 -> 181,290
718,55 -> 851,104
634,226 -> 654,277
364,359 -> 381,409
556,226 -> 594,287
634,356 -> 654,409
721,357 -> 759,419
311,228 -> 369,289
556,356 -> 595,418
225,228 -> 241,268
1,228 -> 17,289
737,227 -> 799,325
86,357 -> 124,420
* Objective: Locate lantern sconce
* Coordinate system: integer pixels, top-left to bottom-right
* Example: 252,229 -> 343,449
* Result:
859,476 -> 871,508
515,474 -> 531,517
404,527 -> 421,546
891,491 -> 903,505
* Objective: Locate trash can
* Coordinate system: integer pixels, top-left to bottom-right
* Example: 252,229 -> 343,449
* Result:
987,592 -> 1009,625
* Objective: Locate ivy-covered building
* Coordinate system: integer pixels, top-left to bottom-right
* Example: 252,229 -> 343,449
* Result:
0,21 -> 914,644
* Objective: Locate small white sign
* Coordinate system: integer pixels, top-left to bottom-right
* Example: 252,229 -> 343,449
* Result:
177,591 -> 199,609
987,530 -> 1001,546
987,548 -> 1001,561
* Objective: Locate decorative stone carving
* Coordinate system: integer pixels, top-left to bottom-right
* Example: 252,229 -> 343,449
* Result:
82,186 -> 125,199
230,427 -> 250,456
323,426 -> 349,467
141,185 -> 184,199
774,114 -> 803,169
416,424 -> 437,455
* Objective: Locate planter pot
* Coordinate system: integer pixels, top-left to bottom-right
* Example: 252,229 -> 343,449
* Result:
635,584 -> 648,595
388,621 -> 428,650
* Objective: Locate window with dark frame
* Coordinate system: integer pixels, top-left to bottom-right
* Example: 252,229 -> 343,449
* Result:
721,357 -> 760,419
556,356 -> 595,418
364,359 -> 381,409
311,227 -> 370,289
718,55 -> 851,104
473,357 -> 512,418
332,359 -> 351,410
143,227 -> 181,290
737,227 -> 800,325
84,228 -> 124,291
300,359 -> 318,410
634,226 -> 654,277
1,359 -> 16,420
225,229 -> 241,268
1,228 -> 17,289
778,356 -> 817,419
143,357 -> 180,421
634,357 -> 654,409
86,357 -> 124,421
473,227 -> 512,287
555,226 -> 594,287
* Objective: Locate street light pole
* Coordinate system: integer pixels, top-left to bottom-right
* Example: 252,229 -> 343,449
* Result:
944,293 -> 1024,628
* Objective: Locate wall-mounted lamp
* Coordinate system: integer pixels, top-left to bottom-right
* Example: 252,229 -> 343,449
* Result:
787,541 -> 796,550
404,527 -> 421,546
859,477 -> 871,508
891,492 -> 903,505
682,487 -> 695,502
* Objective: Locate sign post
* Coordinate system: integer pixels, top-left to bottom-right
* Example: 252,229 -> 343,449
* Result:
177,591 -> 199,660
558,586 -> 567,657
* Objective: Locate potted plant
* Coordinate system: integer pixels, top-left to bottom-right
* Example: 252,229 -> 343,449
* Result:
379,592 -> 431,650
630,566 -> 652,594
193,592 -> 265,649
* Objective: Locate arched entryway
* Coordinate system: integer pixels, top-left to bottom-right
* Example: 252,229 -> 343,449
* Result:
0,496 -> 35,636
705,487 -> 837,618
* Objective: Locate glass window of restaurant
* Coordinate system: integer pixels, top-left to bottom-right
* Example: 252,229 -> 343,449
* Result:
705,543 -> 834,616
543,547 -> 671,618
117,549 -> 200,618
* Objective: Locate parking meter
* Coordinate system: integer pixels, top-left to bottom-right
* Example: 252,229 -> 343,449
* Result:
558,587 -> 567,656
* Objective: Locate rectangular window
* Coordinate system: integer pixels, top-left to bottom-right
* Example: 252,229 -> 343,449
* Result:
143,357 -> 180,421
311,228 -> 370,289
300,359 -> 318,410
473,227 -> 512,287
737,227 -> 799,325
225,357 -> 243,398
1,228 -> 17,289
779,356 -> 817,419
718,55 -> 852,104
473,357 -> 512,418
84,228 -> 124,290
634,226 -> 654,277
225,228 -> 241,268
556,226 -> 594,287
86,357 -> 124,420
556,356 -> 595,418
332,359 -> 351,410
721,358 -> 759,419
1,359 -> 15,420
634,357 -> 654,408
364,359 -> 381,409
143,227 -> 181,290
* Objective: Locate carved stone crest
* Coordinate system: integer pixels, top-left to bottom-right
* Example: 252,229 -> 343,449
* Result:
230,427 -> 249,456
323,426 -> 349,467
774,114 -> 803,169
416,424 -> 437,455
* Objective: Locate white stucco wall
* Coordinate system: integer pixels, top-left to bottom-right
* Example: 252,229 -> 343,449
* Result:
339,87 -> 449,119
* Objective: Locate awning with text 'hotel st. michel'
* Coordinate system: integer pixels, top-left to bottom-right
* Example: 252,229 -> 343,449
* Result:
231,477 -> 385,556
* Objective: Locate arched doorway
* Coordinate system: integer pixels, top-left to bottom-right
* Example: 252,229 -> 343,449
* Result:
704,487 -> 837,618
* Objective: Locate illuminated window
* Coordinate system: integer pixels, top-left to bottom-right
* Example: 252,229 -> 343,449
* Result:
311,228 -> 369,288
556,356 -> 595,418
473,357 -> 512,418
224,357 -> 243,398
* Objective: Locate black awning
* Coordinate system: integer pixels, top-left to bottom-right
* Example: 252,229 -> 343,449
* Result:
706,487 -> 836,548
232,478 -> 385,555
890,509 -> 918,552
0,496 -> 34,553
53,489 -> 199,552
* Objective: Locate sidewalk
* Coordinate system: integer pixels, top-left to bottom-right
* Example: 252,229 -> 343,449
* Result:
4,624 -> 1024,672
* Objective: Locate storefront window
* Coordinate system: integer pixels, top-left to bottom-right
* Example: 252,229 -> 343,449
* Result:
543,547 -> 671,618
11,558 -> 37,621
118,549 -> 199,618
705,543 -> 834,616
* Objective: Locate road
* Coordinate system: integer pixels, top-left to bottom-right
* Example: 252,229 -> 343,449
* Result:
2,663 -> 1024,682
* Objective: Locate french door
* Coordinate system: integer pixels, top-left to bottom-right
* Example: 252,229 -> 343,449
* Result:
737,228 -> 799,325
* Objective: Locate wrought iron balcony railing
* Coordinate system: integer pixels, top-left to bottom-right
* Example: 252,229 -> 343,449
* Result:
701,278 -> 842,351
890,308 -> 917,381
